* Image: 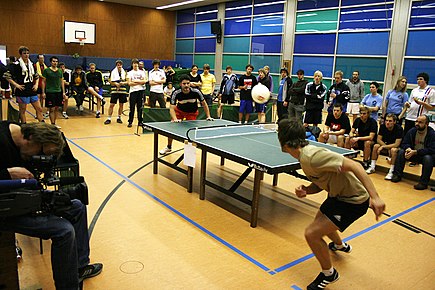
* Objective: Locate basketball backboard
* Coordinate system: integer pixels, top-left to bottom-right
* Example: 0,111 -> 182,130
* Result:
64,21 -> 96,44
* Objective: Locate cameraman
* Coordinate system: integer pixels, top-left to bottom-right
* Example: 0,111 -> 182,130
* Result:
0,121 -> 102,290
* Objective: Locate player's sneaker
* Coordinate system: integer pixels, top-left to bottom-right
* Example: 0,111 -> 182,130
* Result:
328,242 -> 352,253
43,112 -> 49,118
365,167 -> 375,174
307,268 -> 340,290
159,146 -> 171,155
116,118 -> 123,124
79,105 -> 84,112
62,112 -> 69,119
96,112 -> 101,118
104,119 -> 111,125
384,172 -> 393,180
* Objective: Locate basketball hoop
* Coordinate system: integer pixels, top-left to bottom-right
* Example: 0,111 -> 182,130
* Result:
77,38 -> 86,46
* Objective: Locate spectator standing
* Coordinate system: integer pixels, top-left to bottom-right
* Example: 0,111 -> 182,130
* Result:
105,60 -> 128,124
127,58 -> 147,128
286,69 -> 306,121
327,70 -> 350,113
277,68 -> 292,121
164,82 -> 175,102
346,71 -> 364,122
382,76 -> 408,124
188,64 -> 202,89
148,59 -> 166,108
238,64 -> 257,124
3,46 -> 44,123
256,68 -> 271,123
59,62 -> 71,119
41,56 -> 65,128
217,65 -> 238,118
304,70 -> 327,127
263,65 -> 274,93
402,72 -> 435,135
164,65 -> 175,85
200,64 -> 216,107
34,54 -> 47,117
360,81 -> 383,121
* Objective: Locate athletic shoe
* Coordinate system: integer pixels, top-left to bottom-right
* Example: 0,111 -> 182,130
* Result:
414,183 -> 428,190
159,146 -> 171,155
365,167 -> 375,174
328,242 -> 352,253
52,124 -> 61,129
79,105 -> 84,112
43,112 -> 49,118
96,112 -> 101,118
62,112 -> 69,119
384,172 -> 393,180
391,174 -> 401,183
104,119 -> 111,125
78,263 -> 103,283
127,123 -> 132,128
117,118 -> 123,124
307,268 -> 340,290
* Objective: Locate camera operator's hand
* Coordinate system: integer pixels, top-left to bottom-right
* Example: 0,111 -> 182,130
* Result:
7,167 -> 34,179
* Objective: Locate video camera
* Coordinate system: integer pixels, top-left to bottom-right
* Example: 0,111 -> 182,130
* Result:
0,155 -> 88,218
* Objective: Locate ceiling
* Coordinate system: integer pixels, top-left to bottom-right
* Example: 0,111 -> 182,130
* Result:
101,0 -> 232,11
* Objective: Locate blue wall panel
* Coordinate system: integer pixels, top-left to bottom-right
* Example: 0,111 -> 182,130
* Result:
294,34 -> 336,54
406,30 -> 435,56
337,32 -> 389,55
292,56 -> 334,77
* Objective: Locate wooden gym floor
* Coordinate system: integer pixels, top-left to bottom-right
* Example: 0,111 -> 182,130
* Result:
3,99 -> 434,290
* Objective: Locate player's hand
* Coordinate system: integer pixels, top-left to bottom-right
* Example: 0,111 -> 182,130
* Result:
172,119 -> 181,123
369,196 -> 386,221
377,145 -> 384,154
295,185 -> 307,198
42,92 -> 46,99
15,84 -> 25,91
206,117 -> 214,121
7,167 -> 34,179
283,101 -> 288,107
32,84 -> 38,91
404,102 -> 410,108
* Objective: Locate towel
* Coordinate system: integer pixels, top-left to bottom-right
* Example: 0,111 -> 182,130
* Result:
19,57 -> 36,82
110,67 -> 126,82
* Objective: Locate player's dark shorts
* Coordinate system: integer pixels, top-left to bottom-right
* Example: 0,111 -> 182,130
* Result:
255,103 -> 266,113
221,94 -> 234,105
320,197 -> 369,232
352,140 -> 374,150
36,87 -> 44,94
110,93 -> 128,104
45,92 -> 63,107
239,99 -> 253,114
1,78 -> 10,90
304,109 -> 322,124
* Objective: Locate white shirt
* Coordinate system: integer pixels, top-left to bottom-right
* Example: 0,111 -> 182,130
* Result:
406,86 -> 435,121
127,69 -> 147,93
149,68 -> 166,93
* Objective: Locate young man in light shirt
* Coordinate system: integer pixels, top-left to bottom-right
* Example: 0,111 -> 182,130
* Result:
200,63 -> 216,107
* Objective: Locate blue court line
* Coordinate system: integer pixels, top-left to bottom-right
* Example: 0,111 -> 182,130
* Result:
291,285 -> 302,290
273,197 -> 435,274
67,138 -> 271,272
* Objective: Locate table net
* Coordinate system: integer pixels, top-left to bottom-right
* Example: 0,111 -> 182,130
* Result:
188,123 -> 277,141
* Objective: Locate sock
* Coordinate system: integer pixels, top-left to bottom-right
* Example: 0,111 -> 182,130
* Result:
118,115 -> 121,119
322,267 -> 334,276
370,160 -> 376,169
62,111 -> 67,114
107,116 -> 112,120
96,110 -> 100,114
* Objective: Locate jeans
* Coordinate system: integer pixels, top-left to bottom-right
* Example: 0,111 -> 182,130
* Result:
0,199 -> 90,290
203,94 -> 213,107
128,90 -> 144,124
149,92 -> 166,108
393,148 -> 435,185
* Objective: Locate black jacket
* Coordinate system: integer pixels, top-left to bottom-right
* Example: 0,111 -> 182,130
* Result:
401,126 -> 435,156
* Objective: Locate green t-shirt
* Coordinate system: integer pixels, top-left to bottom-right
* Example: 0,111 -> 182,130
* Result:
42,68 -> 63,93
299,144 -> 369,204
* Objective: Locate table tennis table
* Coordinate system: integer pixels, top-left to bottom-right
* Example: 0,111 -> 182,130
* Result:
145,120 -> 358,227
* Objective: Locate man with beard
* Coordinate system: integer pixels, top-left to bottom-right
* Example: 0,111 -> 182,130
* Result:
391,115 -> 435,190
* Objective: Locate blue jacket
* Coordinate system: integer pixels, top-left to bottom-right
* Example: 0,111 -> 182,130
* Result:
401,126 -> 435,156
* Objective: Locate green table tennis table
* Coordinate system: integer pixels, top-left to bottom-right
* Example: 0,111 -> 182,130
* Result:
145,120 -> 358,227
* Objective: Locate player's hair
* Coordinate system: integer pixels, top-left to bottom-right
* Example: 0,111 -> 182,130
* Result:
226,65 -> 232,71
359,106 -> 369,113
21,122 -> 65,157
258,68 -> 266,75
417,72 -> 429,84
277,119 -> 309,149
334,70 -> 343,77
191,64 -> 198,69
352,70 -> 360,75
58,62 -> 65,67
333,103 -> 343,110
296,69 -> 304,75
421,114 -> 430,124
115,60 -> 123,66
18,46 -> 30,55
394,76 -> 407,92
152,59 -> 160,66
203,64 -> 210,70
131,58 -> 139,65
280,68 -> 289,75
88,63 -> 96,68
370,81 -> 383,95
246,64 -> 254,70
49,56 -> 58,62
385,113 -> 397,122
314,70 -> 323,80
179,74 -> 191,83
